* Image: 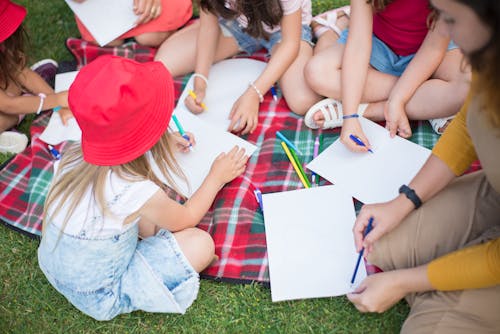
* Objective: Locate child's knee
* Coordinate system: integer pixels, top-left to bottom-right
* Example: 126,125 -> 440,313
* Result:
177,228 -> 215,272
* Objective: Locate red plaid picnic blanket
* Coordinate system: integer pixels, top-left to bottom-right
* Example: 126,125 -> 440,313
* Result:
0,39 -> 481,283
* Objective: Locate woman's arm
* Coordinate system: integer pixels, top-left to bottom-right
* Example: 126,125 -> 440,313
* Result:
385,21 -> 450,137
354,153 -> 456,253
228,9 -> 302,134
338,0 -> 374,152
347,265 -> 432,313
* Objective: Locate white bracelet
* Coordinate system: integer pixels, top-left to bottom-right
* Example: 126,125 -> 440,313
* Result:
36,93 -> 46,115
192,73 -> 208,87
248,82 -> 264,103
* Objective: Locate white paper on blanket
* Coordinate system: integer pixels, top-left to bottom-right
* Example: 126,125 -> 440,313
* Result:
65,0 -> 138,46
306,117 -> 431,204
262,185 -> 365,302
151,111 -> 257,198
175,58 -> 267,131
39,71 -> 82,145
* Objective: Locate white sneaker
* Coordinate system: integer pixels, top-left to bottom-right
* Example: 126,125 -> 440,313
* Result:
0,131 -> 29,154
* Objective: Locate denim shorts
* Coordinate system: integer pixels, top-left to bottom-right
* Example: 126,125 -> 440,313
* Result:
38,222 -> 199,320
338,29 -> 459,77
219,18 -> 313,55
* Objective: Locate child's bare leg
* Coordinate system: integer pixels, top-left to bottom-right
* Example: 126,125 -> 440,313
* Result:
0,112 -> 20,132
404,49 -> 470,120
279,41 -> 323,115
154,20 -> 240,77
173,228 -> 215,273
135,31 -> 174,47
313,15 -> 349,53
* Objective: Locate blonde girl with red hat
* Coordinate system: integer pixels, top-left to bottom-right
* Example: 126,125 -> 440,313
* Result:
0,0 -> 71,153
38,55 -> 249,320
154,0 -> 323,135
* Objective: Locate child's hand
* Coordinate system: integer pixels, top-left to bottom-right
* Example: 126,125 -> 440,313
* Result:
169,132 -> 195,153
134,0 -> 161,25
228,90 -> 259,135
184,89 -> 206,114
58,107 -> 74,126
384,100 -> 412,138
339,118 -> 372,153
209,146 -> 248,186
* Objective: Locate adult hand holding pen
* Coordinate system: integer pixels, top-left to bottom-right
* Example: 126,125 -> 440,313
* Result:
353,197 -> 414,255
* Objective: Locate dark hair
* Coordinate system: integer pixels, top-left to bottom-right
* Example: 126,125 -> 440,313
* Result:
0,24 -> 28,90
454,0 -> 500,127
199,0 -> 283,39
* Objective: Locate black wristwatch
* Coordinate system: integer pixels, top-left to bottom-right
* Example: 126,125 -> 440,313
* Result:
399,185 -> 422,209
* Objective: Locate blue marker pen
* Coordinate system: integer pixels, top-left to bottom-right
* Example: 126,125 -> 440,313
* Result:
48,145 -> 61,160
276,131 -> 302,155
270,85 -> 278,102
172,114 -> 193,150
350,217 -> 374,285
349,134 -> 374,153
253,188 -> 264,212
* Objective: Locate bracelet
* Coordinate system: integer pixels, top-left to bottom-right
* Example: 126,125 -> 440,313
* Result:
248,82 -> 264,103
192,73 -> 208,87
399,184 -> 422,209
342,114 -> 359,119
36,93 -> 47,115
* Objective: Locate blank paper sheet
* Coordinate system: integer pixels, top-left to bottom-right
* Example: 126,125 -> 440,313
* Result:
262,186 -> 365,302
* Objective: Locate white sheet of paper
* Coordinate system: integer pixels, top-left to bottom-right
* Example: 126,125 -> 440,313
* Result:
39,71 -> 82,145
65,0 -> 138,46
151,111 -> 257,198
306,117 -> 431,204
175,58 -> 267,131
262,185 -> 366,302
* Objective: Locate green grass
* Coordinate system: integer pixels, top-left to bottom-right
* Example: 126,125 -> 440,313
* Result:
1,1 -> 409,333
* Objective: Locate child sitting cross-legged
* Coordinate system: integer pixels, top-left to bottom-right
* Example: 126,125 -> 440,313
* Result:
38,55 -> 249,321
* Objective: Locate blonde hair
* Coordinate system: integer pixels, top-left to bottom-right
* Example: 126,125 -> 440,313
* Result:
42,131 -> 186,235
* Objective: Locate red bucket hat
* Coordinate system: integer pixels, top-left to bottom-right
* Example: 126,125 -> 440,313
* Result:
68,55 -> 174,166
0,0 -> 26,43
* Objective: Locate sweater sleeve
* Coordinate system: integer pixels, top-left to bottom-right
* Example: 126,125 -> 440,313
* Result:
427,238 -> 500,291
432,93 -> 478,175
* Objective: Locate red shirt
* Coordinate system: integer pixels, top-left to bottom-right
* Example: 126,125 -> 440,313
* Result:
372,0 -> 431,56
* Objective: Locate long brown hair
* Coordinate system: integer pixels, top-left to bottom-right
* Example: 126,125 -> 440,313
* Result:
199,0 -> 283,39
0,24 -> 28,90
454,0 -> 500,127
43,131 -> 187,234
367,0 -> 395,11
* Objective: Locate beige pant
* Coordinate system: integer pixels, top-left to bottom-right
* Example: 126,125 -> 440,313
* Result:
369,171 -> 500,334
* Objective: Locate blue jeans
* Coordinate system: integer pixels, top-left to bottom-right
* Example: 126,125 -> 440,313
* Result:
218,18 -> 313,55
38,222 -> 199,320
338,29 -> 458,77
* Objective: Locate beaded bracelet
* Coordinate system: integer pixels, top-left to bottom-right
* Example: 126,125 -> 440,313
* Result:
192,73 -> 208,87
36,93 -> 47,115
342,114 -> 359,119
248,82 -> 264,103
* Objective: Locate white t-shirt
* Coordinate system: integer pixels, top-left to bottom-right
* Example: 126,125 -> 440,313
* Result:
48,166 -> 159,238
226,0 -> 312,34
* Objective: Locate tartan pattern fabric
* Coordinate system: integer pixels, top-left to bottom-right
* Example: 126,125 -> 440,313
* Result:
0,45 -> 474,282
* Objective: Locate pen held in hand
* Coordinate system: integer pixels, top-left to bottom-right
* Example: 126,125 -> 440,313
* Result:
188,89 -> 207,110
349,134 -> 374,153
172,115 -> 193,151
350,217 -> 374,285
